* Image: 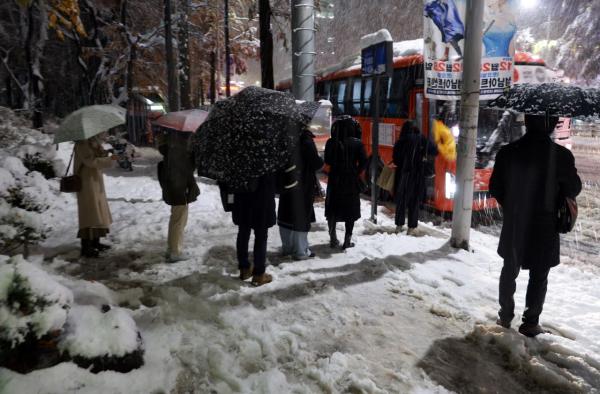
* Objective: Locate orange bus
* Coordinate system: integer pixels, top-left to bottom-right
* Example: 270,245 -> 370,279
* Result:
277,45 -> 555,215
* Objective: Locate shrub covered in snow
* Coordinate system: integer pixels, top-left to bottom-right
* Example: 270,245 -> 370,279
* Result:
0,256 -> 73,351
0,156 -> 54,256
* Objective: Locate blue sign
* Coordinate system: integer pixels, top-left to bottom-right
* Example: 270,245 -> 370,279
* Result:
361,41 -> 393,77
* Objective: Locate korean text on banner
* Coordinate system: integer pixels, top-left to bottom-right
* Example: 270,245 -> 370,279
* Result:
423,0 -> 517,101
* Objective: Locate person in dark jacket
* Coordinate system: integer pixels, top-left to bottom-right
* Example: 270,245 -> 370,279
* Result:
490,114 -> 582,337
233,174 -> 276,286
157,131 -> 200,263
392,121 -> 438,235
277,128 -> 324,259
324,116 -> 368,249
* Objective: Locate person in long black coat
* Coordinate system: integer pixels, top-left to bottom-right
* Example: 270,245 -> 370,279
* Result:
324,116 -> 368,249
392,121 -> 438,235
232,173 -> 276,286
277,128 -> 324,259
490,114 -> 581,337
157,131 -> 200,262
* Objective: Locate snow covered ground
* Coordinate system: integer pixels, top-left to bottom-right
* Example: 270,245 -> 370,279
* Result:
1,146 -> 599,393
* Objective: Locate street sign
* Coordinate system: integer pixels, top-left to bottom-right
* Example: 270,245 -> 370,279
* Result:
361,41 -> 393,77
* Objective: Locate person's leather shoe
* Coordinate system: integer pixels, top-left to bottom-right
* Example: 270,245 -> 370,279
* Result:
519,323 -> 547,337
239,266 -> 253,281
496,318 -> 511,329
251,273 -> 273,286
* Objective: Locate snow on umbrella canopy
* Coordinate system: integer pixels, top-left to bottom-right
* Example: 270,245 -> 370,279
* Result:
152,109 -> 208,132
192,86 -> 320,191
487,83 -> 600,118
53,105 -> 126,144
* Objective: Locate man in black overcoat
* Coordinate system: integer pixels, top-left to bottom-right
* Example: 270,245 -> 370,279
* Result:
490,114 -> 581,337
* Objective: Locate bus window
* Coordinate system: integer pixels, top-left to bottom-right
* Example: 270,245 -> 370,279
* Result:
323,81 -> 331,101
371,76 -> 390,117
362,78 -> 373,116
337,80 -> 347,114
316,81 -> 324,101
351,78 -> 362,115
386,68 -> 411,118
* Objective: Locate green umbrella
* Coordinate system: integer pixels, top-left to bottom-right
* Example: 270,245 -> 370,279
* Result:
53,105 -> 127,144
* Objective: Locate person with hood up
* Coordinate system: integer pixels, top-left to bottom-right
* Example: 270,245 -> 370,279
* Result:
490,114 -> 581,337
277,127 -> 324,260
157,131 -> 200,263
324,116 -> 368,249
392,121 -> 438,235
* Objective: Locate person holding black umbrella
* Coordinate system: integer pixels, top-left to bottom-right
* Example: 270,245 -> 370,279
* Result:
232,174 -> 276,286
324,116 -> 368,249
277,127 -> 324,260
490,114 -> 581,337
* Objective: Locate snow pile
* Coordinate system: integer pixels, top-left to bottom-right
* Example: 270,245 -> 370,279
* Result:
60,305 -> 141,359
0,255 -> 73,347
0,106 -> 64,177
360,29 -> 393,49
393,38 -> 424,58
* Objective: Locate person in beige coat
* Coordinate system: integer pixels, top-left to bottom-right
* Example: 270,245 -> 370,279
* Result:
74,134 -> 118,257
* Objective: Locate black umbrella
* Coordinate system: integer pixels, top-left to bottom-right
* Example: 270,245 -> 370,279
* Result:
488,83 -> 600,118
192,86 -> 320,191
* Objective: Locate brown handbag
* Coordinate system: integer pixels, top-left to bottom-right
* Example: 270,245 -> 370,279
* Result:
60,149 -> 81,193
557,196 -> 577,234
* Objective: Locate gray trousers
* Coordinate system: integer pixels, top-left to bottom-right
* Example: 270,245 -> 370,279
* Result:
498,258 -> 550,325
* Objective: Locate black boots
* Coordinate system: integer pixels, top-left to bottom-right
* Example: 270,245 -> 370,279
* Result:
342,234 -> 355,249
81,239 -> 99,258
93,238 -> 111,251
81,238 -> 110,258
328,221 -> 340,248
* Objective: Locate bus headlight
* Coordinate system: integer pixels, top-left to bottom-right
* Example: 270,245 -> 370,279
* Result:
445,172 -> 456,199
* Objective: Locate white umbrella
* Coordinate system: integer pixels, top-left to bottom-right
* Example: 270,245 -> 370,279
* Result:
53,105 -> 127,144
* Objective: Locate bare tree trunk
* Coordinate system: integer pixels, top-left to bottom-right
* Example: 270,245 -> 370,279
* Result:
210,51 -> 216,104
259,0 -> 274,89
224,0 -> 230,97
199,80 -> 205,106
25,1 -> 45,129
164,0 -> 180,111
178,0 -> 192,109
5,76 -> 12,108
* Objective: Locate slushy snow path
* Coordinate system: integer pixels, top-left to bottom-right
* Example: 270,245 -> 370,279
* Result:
1,147 -> 599,393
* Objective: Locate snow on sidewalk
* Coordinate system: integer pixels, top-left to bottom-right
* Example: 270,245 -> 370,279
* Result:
1,148 -> 599,393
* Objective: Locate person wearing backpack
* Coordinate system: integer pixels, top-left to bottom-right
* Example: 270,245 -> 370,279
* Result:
324,116 -> 368,249
490,114 -> 581,337
392,121 -> 438,236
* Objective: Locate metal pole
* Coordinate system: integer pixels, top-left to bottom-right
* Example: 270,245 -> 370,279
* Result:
291,0 -> 315,101
450,0 -> 484,250
224,0 -> 231,97
370,76 -> 381,223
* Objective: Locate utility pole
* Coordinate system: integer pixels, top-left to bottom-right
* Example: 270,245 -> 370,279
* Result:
259,0 -> 274,89
291,0 -> 316,101
224,0 -> 231,97
450,0 -> 484,250
164,0 -> 179,111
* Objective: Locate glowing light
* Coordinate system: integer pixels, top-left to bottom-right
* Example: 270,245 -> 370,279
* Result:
451,125 -> 460,137
520,0 -> 537,9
